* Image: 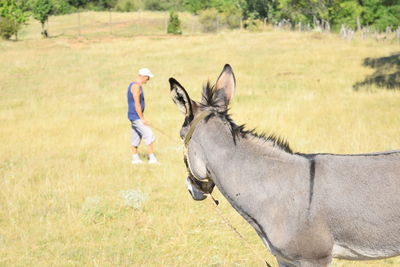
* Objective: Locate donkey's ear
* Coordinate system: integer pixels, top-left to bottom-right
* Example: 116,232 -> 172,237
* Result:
169,78 -> 193,116
215,64 -> 236,107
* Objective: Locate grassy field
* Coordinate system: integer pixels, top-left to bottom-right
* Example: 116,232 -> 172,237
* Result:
1,11 -> 400,267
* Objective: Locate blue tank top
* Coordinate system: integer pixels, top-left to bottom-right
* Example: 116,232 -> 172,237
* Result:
127,82 -> 145,121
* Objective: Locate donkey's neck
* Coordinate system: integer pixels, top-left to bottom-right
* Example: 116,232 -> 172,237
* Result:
192,116 -> 309,253
193,115 -> 308,209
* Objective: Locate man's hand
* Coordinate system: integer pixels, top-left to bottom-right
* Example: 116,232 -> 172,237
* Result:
141,119 -> 151,126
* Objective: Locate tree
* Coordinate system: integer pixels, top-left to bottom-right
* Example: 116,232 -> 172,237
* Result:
167,10 -> 182,34
51,0 -> 73,14
330,0 -> 362,30
360,0 -> 400,31
242,0 -> 278,21
0,0 -> 29,40
31,0 -> 54,37
184,0 -> 212,14
99,0 -> 117,9
277,0 -> 334,24
66,0 -> 87,8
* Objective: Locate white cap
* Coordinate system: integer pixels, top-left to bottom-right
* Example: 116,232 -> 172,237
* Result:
138,68 -> 154,77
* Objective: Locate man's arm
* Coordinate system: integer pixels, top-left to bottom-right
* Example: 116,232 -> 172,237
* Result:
131,84 -> 150,125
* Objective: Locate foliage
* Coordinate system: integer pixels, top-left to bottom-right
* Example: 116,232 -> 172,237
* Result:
184,0 -> 211,14
97,0 -> 117,9
66,0 -> 116,9
274,0 -> 400,32
115,0 -> 141,11
185,0 -> 241,14
144,0 -> 164,10
0,16 -> 14,39
30,0 -> 54,37
243,12 -> 264,31
330,1 -> 363,30
198,8 -> 220,32
167,10 -> 182,35
148,0 -> 184,11
361,0 -> 400,31
30,0 -> 53,25
18,0 -> 400,32
196,1 -> 242,32
66,0 -> 87,8
242,0 -> 278,21
113,0 -> 183,11
0,0 -> 29,40
51,0 -> 74,14
221,4 -> 242,29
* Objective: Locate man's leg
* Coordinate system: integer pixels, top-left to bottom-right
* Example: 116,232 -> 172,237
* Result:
147,143 -> 154,155
134,121 -> 157,163
130,121 -> 143,164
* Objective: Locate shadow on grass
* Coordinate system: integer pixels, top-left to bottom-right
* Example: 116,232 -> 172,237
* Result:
353,52 -> 400,90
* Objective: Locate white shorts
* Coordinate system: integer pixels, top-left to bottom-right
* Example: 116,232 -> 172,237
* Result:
130,119 -> 155,147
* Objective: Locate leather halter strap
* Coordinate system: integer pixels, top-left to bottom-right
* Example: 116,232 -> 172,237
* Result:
184,111 -> 212,147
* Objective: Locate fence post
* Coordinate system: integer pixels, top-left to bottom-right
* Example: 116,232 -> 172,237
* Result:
340,24 -> 346,39
109,8 -> 112,35
357,16 -> 361,31
165,15 -> 168,33
14,15 -> 18,41
78,9 -> 81,36
396,27 -> 400,42
192,14 -> 195,34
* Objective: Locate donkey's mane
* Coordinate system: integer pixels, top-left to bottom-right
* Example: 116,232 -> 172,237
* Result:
201,82 -> 293,154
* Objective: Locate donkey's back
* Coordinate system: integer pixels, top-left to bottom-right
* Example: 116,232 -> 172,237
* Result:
310,150 -> 400,260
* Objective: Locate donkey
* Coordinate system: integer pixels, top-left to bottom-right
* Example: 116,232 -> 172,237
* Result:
169,64 -> 400,267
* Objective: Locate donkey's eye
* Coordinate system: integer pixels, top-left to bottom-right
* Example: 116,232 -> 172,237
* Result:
182,115 -> 193,127
182,117 -> 188,127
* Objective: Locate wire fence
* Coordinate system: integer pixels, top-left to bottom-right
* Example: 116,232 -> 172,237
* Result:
273,19 -> 400,42
22,11 -> 204,39
22,11 -> 400,42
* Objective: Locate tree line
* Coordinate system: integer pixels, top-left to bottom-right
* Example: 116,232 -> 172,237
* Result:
1,0 -> 399,39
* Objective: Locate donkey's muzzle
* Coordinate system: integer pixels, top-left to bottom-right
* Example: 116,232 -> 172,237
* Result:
186,177 -> 207,201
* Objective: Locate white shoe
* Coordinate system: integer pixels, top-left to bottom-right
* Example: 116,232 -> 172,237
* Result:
148,157 -> 158,164
131,158 -> 143,164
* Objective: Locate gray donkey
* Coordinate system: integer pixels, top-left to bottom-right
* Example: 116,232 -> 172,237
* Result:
169,64 -> 400,267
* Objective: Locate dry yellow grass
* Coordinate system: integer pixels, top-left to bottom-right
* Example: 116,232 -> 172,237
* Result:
0,12 -> 399,267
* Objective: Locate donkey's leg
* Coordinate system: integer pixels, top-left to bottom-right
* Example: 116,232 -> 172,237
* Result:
277,260 -> 297,267
298,256 -> 332,267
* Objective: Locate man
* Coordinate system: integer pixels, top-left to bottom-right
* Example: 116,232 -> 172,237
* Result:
127,68 -> 158,164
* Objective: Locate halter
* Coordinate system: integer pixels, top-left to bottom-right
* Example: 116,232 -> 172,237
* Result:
183,111 -> 212,182
184,111 -> 212,148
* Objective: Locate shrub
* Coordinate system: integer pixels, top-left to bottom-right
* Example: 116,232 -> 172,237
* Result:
30,0 -> 54,37
0,0 -> 29,40
167,11 -> 182,35
199,8 -> 221,33
222,6 -> 242,29
0,16 -> 15,40
51,0 -> 73,14
144,0 -> 163,10
115,0 -> 142,12
243,12 -> 264,31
